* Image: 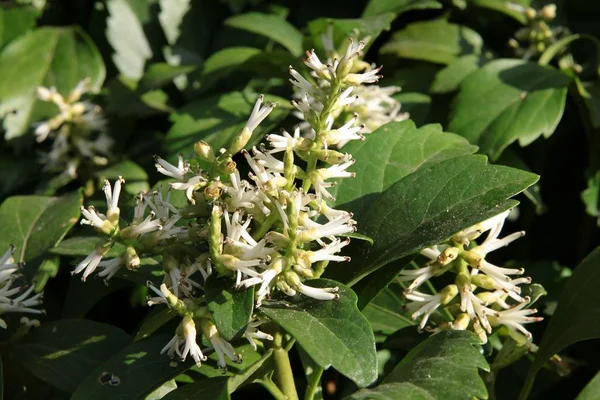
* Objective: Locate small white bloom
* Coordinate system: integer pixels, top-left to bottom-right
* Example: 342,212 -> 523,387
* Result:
72,249 -> 105,281
488,297 -> 543,339
244,318 -> 274,350
295,283 -> 339,301
245,95 -> 276,133
202,320 -> 241,368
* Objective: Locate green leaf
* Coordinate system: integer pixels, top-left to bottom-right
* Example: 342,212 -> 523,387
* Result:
146,380 -> 178,399
0,6 -> 38,49
496,149 -> 546,214
379,331 -> 489,399
363,0 -> 442,17
183,343 -> 263,380
448,59 -> 571,160
162,377 -> 229,400
349,383 -> 432,399
106,0 -> 152,80
467,0 -> 530,23
330,120 -> 478,218
393,92 -> 431,126
197,47 -> 262,92
63,277 -> 130,318
205,275 -> 254,341
327,155 -> 538,286
0,27 -> 105,141
14,319 -> 131,393
50,236 -> 126,258
96,160 -> 149,182
362,280 -> 414,335
261,279 -> 377,387
582,171 -> 600,224
225,12 -> 303,56
353,257 -> 412,309
32,255 -> 59,292
139,63 -> 197,92
71,335 -> 195,400
430,54 -> 485,94
227,349 -> 274,392
164,91 -> 288,158
582,80 -> 600,128
0,191 -> 82,265
134,306 -> 178,342
380,19 -> 482,65
308,13 -> 396,52
106,76 -> 172,117
521,247 -> 600,399
576,370 -> 600,400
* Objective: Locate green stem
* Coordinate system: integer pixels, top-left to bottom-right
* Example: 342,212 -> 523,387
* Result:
252,210 -> 279,241
259,378 -> 287,400
304,366 -> 324,400
273,331 -> 299,400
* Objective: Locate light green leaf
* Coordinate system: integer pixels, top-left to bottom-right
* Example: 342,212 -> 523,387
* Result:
363,0 -> 441,17
96,160 -> 149,182
71,335 -> 195,400
162,377 -> 229,400
261,279 -> 377,387
448,59 -> 571,160
197,47 -> 261,92
50,236 -> 126,258
146,380 -> 178,400
205,275 -> 254,341
430,54 -> 485,94
14,319 -> 131,393
106,76 -> 172,117
0,27 -> 105,141
139,63 -> 197,92
327,155 -> 538,286
225,12 -> 303,56
582,171 -> 600,224
0,191 -> 82,264
577,370 -> 600,400
349,383 -> 431,399
164,91 -> 289,158
227,349 -> 274,392
378,331 -> 489,399
330,120 -> 478,218
380,19 -> 482,65
0,6 -> 38,49
521,247 -> 600,399
32,255 -> 59,292
106,0 -> 152,80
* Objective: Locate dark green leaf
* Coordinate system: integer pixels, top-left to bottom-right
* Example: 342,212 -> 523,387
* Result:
0,6 -> 38,49
63,277 -> 130,318
14,319 -> 131,393
328,155 -> 538,285
71,335 -> 195,400
0,191 -> 82,264
308,14 -> 396,51
164,91 -> 288,158
330,120 -> 477,218
162,377 -> 229,400
227,349 -> 274,392
106,76 -> 172,117
146,380 -> 178,399
225,12 -> 303,56
0,27 -> 105,141
467,0 -> 530,23
496,149 -> 546,214
582,171 -> 600,224
197,47 -> 262,92
448,59 -> 571,160
582,80 -> 600,128
182,343 -> 263,381
394,92 -> 431,126
430,54 -> 485,94
363,0 -> 442,17
353,257 -> 412,309
349,383 -> 432,399
261,279 -> 377,387
139,63 -> 197,92
521,247 -> 600,399
380,19 -> 482,65
206,275 -> 254,341
50,236 -> 126,258
134,306 -> 178,342
521,283 -> 547,307
381,331 -> 489,399
96,160 -> 149,182
362,281 -> 414,335
576,370 -> 600,400
106,0 -> 152,80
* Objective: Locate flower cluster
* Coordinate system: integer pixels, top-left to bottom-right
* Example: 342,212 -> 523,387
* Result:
73,35 -> 384,367
34,78 -> 112,179
507,3 -> 568,60
399,210 -> 542,343
294,26 -> 408,144
0,246 -> 44,329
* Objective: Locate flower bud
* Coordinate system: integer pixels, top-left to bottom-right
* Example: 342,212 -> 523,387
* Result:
450,313 -> 470,330
194,140 -> 215,162
439,284 -> 459,305
204,181 -> 221,201
455,272 -> 471,289
314,149 -> 352,164
471,274 -> 498,290
541,4 -> 556,21
525,7 -> 537,20
229,127 -> 252,155
461,250 -> 482,268
438,247 -> 459,266
124,246 -> 140,270
265,231 -> 290,247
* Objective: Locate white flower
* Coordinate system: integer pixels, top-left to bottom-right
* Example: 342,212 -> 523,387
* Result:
155,154 -> 189,181
96,257 -> 122,281
162,316 -> 207,366
244,318 -> 274,350
245,95 -> 276,133
453,210 -> 511,246
202,320 -> 241,368
295,283 -> 339,300
0,246 -> 18,283
307,238 -> 350,263
297,213 -> 356,243
72,249 -> 105,281
397,264 -> 439,293
0,281 -> 45,329
488,297 -> 543,339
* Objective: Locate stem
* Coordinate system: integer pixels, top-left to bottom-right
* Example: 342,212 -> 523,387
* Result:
252,210 -> 279,241
259,378 -> 288,400
304,367 -> 324,400
273,330 -> 299,400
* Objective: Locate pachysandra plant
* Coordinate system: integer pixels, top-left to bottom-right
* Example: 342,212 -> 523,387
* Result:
61,31 -> 544,398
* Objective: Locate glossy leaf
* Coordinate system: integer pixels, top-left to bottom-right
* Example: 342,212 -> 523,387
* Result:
106,0 -> 152,80
164,91 -> 288,158
162,377 -> 229,400
205,275 -> 254,341
134,306 -> 178,342
330,120 -> 478,218
14,319 -> 131,393
380,19 -> 482,65
261,279 -> 377,387
521,247 -> 600,399
71,335 -> 195,400
0,27 -> 105,141
349,383 -> 432,399
0,6 -> 38,49
449,59 -> 571,160
225,12 -> 303,56
363,0 -> 441,17
0,191 -> 82,264
327,155 -> 538,285
362,281 -> 414,335
380,331 -> 489,399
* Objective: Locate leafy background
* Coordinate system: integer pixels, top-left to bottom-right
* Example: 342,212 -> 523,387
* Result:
2,0 -> 600,399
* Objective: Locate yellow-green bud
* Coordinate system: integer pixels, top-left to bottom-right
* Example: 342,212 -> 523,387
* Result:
541,4 -> 556,21
455,272 -> 471,289
471,274 -> 498,290
124,246 -> 140,270
284,271 -> 301,288
439,284 -> 459,305
229,127 -> 252,154
265,231 -> 290,247
438,247 -> 459,266
525,7 -> 537,20
461,250 -> 482,267
194,140 -> 215,162
204,181 -> 221,201
451,313 -> 471,330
